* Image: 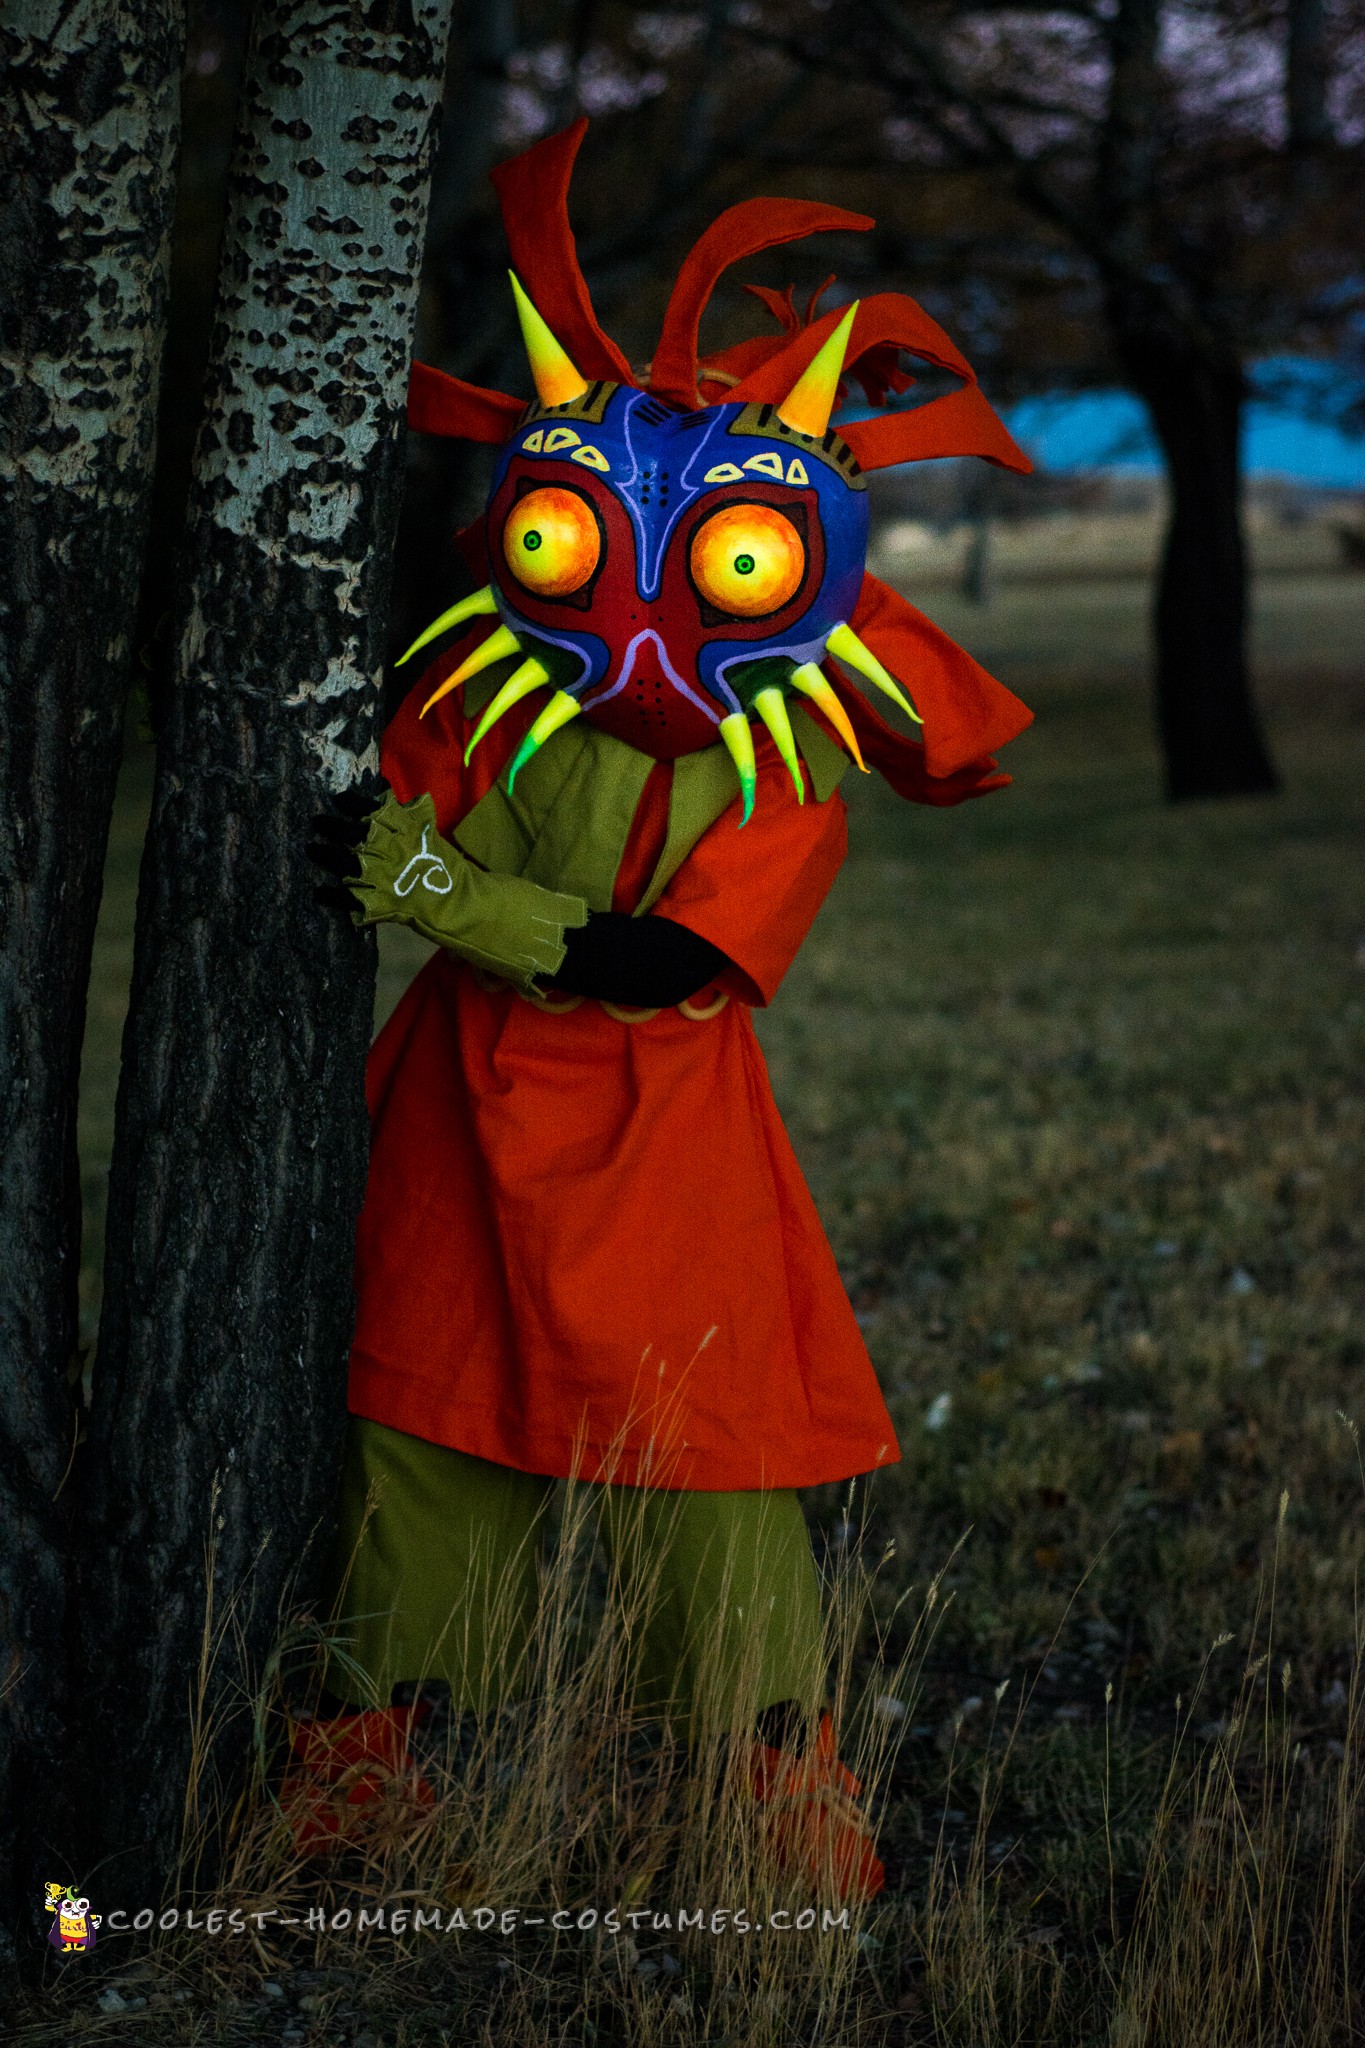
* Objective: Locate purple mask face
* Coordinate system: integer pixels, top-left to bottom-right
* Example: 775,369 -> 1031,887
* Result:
404,290 -> 923,817
485,384 -> 869,761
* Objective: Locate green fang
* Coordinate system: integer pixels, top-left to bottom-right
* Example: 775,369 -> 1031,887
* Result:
463,656 -> 552,764
396,584 -> 498,667
825,621 -> 922,724
789,661 -> 869,771
420,623 -> 523,718
505,689 -> 583,793
753,687 -> 805,803
718,712 -> 757,826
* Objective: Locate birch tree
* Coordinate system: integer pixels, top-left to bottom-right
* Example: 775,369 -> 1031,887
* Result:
81,0 -> 453,1892
0,0 -> 182,1974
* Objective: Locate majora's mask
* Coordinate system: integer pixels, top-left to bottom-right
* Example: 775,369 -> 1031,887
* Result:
398,121 -> 1032,820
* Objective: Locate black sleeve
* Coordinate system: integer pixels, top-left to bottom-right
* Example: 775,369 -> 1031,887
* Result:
547,911 -> 734,1006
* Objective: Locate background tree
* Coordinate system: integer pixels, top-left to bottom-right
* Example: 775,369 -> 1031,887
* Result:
80,0 -> 453,1895
0,0 -> 183,1975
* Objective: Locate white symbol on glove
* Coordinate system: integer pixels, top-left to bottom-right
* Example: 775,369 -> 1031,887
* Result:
394,825 -> 454,898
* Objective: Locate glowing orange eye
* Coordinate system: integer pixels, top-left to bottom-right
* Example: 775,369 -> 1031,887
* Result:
689,502 -> 806,617
503,487 -> 601,597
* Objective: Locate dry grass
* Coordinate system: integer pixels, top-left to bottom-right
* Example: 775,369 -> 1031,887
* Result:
15,1481 -> 1362,2045
38,553 -> 1364,2042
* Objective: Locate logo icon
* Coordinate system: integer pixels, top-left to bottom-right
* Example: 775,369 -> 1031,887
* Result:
44,1882 -> 100,1954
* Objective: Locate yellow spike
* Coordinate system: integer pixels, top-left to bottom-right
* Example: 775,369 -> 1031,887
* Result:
506,688 -> 583,793
718,712 -> 757,826
395,585 -> 498,668
463,656 -> 551,764
789,661 -> 869,771
776,302 -> 859,439
825,621 -> 923,725
419,624 -> 523,718
509,271 -> 590,410
753,688 -> 805,804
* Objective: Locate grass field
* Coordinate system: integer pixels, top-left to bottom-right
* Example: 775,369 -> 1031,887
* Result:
58,554 -> 1364,2044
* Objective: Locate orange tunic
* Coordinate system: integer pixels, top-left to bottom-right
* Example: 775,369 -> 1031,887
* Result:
347,667 -> 900,1491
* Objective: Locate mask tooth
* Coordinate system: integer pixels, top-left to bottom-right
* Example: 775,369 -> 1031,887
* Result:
462,657 -> 552,764
753,687 -> 805,804
789,661 -> 869,772
505,689 -> 583,793
396,585 -> 498,668
825,622 -> 923,725
718,712 -> 757,827
419,624 -> 523,718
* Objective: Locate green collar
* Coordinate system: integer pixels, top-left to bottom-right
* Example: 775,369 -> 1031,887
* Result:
452,663 -> 848,912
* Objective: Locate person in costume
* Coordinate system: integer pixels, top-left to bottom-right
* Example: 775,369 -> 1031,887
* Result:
293,120 -> 1032,1899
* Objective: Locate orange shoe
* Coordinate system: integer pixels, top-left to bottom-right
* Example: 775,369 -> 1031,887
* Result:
749,1712 -> 886,1901
279,1705 -> 436,1855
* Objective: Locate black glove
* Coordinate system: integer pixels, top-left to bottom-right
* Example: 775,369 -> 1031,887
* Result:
308,781 -> 386,910
549,912 -> 733,1006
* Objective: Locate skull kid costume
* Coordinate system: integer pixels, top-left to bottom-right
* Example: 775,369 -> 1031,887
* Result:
294,122 -> 1032,1892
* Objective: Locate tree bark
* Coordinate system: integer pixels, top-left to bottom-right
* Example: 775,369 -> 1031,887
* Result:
81,0 -> 452,1897
0,0 -> 182,1976
1112,316 -> 1279,800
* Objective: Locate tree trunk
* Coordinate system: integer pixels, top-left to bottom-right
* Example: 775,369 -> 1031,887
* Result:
1114,323 -> 1279,800
0,0 -> 182,1975
81,0 -> 452,1897
960,464 -> 996,607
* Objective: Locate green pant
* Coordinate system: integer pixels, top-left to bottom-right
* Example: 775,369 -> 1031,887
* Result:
327,1418 -> 825,1731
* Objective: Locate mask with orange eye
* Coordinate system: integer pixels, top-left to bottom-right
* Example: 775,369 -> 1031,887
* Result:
502,486 -> 603,601
479,386 -> 868,801
409,288 -> 923,819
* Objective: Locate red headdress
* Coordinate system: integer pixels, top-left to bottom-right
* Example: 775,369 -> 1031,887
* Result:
407,119 -> 1032,802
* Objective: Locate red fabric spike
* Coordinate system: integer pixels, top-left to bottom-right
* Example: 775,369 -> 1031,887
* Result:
697,332 -> 799,398
805,273 -> 837,326
743,282 -> 802,332
728,293 -> 1030,474
490,118 -> 636,388
730,292 -> 975,399
650,198 -> 874,409
850,342 -> 915,408
408,360 -> 524,444
842,385 -> 1030,474
829,572 -> 1033,786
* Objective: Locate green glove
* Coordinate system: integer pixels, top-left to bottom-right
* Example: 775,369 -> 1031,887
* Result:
349,791 -> 588,992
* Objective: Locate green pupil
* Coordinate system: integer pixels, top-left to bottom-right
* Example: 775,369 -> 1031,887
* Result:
734,552 -> 755,575
523,530 -> 543,552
